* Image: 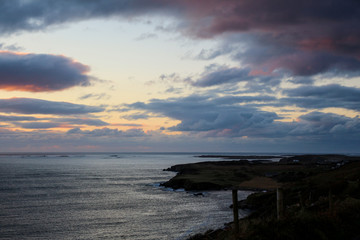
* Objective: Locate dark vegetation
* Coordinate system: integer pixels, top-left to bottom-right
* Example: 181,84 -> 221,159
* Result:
162,154 -> 360,240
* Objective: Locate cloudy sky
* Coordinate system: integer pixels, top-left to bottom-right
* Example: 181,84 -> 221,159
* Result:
0,0 -> 359,153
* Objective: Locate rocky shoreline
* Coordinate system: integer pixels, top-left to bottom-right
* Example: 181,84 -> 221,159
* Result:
162,154 -> 360,240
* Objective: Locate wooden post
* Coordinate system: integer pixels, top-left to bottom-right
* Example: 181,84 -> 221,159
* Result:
232,189 -> 239,235
329,188 -> 333,215
298,191 -> 305,211
277,188 -> 284,220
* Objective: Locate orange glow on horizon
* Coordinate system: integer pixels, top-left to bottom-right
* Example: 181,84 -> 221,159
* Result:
0,84 -> 59,92
0,50 -> 30,55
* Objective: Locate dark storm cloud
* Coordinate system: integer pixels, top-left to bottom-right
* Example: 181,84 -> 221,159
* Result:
1,0 -> 359,79
0,98 -> 104,115
0,51 -> 91,92
282,84 -> 360,111
237,41 -> 360,77
186,0 -> 360,78
3,0 -> 359,51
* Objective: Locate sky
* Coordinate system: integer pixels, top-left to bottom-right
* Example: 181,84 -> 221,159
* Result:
0,0 -> 359,153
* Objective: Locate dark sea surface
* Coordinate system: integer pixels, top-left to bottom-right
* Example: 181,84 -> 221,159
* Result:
0,153 -> 251,240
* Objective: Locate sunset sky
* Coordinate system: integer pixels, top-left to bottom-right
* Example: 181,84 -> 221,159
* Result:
0,0 -> 359,153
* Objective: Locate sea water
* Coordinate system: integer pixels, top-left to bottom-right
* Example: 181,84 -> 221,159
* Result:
0,153 -> 251,240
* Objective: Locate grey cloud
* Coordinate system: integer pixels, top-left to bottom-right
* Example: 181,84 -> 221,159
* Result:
276,51 -> 360,77
55,118 -> 109,126
282,84 -> 360,111
288,77 -> 315,85
159,73 -> 182,83
0,0 -> 178,34
0,98 -> 104,115
192,67 -> 253,87
195,44 -> 235,60
169,110 -> 278,133
290,112 -> 360,137
1,0 -> 359,80
0,114 -> 108,128
211,95 -> 277,105
0,51 -> 91,92
16,122 -> 61,129
226,33 -> 360,78
196,49 -> 224,60
243,31 -> 360,78
238,112 -> 360,139
0,115 -> 39,121
122,113 -> 150,120
135,33 -> 158,41
123,95 -> 280,133
121,94 -> 360,143
165,87 -> 183,94
190,66 -> 281,93
0,43 -> 24,51
285,84 -> 360,100
79,93 -> 110,100
116,123 -> 143,127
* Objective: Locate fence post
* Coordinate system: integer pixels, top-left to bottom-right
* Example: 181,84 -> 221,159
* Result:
277,188 -> 284,220
232,189 -> 239,235
329,188 -> 333,215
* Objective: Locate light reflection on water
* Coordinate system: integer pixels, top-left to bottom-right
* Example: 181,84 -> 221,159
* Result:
0,153 -> 251,239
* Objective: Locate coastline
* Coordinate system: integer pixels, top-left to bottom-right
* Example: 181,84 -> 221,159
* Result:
162,154 -> 360,240
162,154 -> 356,191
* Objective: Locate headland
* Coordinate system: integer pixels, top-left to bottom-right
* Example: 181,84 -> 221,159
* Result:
162,154 -> 360,240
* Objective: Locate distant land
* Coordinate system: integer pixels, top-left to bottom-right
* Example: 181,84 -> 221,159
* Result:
162,154 -> 360,240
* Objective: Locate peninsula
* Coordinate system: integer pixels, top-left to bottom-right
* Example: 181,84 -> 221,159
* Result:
163,154 -> 360,240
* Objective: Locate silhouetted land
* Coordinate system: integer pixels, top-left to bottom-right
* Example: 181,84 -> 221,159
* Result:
162,154 -> 360,240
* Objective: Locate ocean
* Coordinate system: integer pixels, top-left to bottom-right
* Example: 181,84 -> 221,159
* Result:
0,153 -> 251,240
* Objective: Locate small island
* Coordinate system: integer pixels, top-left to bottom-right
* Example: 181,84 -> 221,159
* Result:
162,154 -> 360,240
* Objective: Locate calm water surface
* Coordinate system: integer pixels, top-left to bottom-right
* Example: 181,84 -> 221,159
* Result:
0,153 -> 251,239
